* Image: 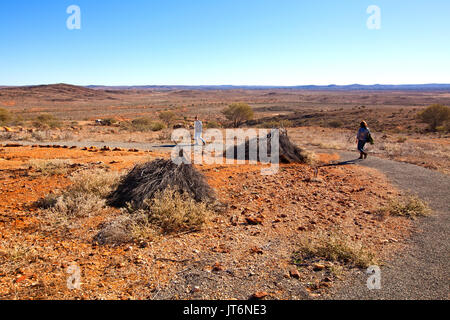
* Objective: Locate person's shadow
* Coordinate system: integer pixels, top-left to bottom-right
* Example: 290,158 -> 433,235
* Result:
319,158 -> 363,168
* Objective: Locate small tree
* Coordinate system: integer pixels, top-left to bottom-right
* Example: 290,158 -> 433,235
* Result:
159,111 -> 176,126
418,104 -> 450,131
0,108 -> 11,125
222,103 -> 254,128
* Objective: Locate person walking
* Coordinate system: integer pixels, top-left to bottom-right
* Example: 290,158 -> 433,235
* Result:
194,115 -> 206,146
356,121 -> 371,159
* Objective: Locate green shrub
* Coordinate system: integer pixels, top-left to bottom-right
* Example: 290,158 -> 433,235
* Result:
418,104 -> 450,131
205,120 -> 222,129
33,114 -> 61,129
102,118 -> 117,126
328,120 -> 343,128
258,119 -> 293,128
158,111 -> 176,126
222,103 -> 254,128
0,108 -> 12,124
129,118 -> 166,132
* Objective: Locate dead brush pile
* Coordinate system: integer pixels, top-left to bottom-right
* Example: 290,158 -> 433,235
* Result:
224,129 -> 315,164
95,159 -> 217,245
107,158 -> 216,210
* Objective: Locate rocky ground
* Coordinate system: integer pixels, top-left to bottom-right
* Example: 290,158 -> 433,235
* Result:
0,145 -> 413,300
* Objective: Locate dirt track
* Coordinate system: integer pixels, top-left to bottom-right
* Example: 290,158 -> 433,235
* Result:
327,151 -> 450,300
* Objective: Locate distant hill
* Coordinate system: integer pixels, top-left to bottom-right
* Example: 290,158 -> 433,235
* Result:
86,83 -> 450,91
0,83 -> 109,99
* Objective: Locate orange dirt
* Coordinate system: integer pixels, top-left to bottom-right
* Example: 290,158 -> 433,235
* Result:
0,146 -> 412,300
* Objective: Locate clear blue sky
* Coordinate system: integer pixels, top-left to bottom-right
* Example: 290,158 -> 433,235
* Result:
1,0 -> 449,86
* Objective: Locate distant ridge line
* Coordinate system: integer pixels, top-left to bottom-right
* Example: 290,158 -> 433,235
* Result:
85,83 -> 450,91
2,83 -> 450,92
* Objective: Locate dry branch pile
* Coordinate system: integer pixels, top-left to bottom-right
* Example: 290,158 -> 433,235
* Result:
224,129 -> 314,164
107,159 -> 216,209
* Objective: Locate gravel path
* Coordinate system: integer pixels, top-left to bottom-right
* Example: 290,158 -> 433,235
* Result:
327,151 -> 449,300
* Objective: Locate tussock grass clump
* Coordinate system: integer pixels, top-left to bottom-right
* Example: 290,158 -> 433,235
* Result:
69,168 -> 121,198
140,187 -> 212,234
377,195 -> 431,219
295,232 -> 376,269
28,159 -> 73,176
38,169 -> 121,218
95,187 -> 212,244
0,107 -> 12,125
49,192 -> 106,218
93,212 -> 155,245
33,114 -> 61,129
107,159 -> 216,210
126,118 -> 166,132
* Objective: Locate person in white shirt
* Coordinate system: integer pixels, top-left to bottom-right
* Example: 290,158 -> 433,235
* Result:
194,115 -> 206,146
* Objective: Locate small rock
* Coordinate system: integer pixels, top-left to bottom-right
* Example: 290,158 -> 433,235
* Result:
245,216 -> 263,225
191,286 -> 201,293
250,247 -> 263,255
289,268 -> 301,279
251,291 -> 268,299
212,262 -> 224,272
313,263 -> 325,271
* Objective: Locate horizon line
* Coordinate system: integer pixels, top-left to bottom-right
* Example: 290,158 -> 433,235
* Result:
2,82 -> 450,88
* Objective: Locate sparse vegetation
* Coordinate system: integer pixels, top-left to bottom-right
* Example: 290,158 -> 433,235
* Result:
128,118 -> 166,132
258,119 -> 293,128
376,195 -> 431,219
222,103 -> 254,128
0,108 -> 12,125
28,159 -> 73,176
295,231 -> 376,269
33,114 -> 61,129
38,169 -> 121,218
328,120 -> 343,128
101,118 -> 117,126
205,120 -> 222,129
418,104 -> 450,132
135,187 -> 212,234
95,187 -> 212,245
158,111 -> 176,126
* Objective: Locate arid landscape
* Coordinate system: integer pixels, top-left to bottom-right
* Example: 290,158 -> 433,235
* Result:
0,84 -> 448,300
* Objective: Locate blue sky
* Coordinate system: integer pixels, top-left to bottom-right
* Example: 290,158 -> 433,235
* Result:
1,0 -> 449,86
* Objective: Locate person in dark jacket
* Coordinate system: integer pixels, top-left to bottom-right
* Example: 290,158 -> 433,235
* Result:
356,121 -> 370,159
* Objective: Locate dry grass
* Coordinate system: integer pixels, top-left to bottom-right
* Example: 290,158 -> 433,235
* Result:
141,187 -> 213,234
295,231 -> 376,269
377,195 -> 431,219
38,169 -> 121,220
0,243 -> 39,275
95,187 -> 213,245
93,212 -> 157,245
69,168 -> 121,198
28,159 -> 73,176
